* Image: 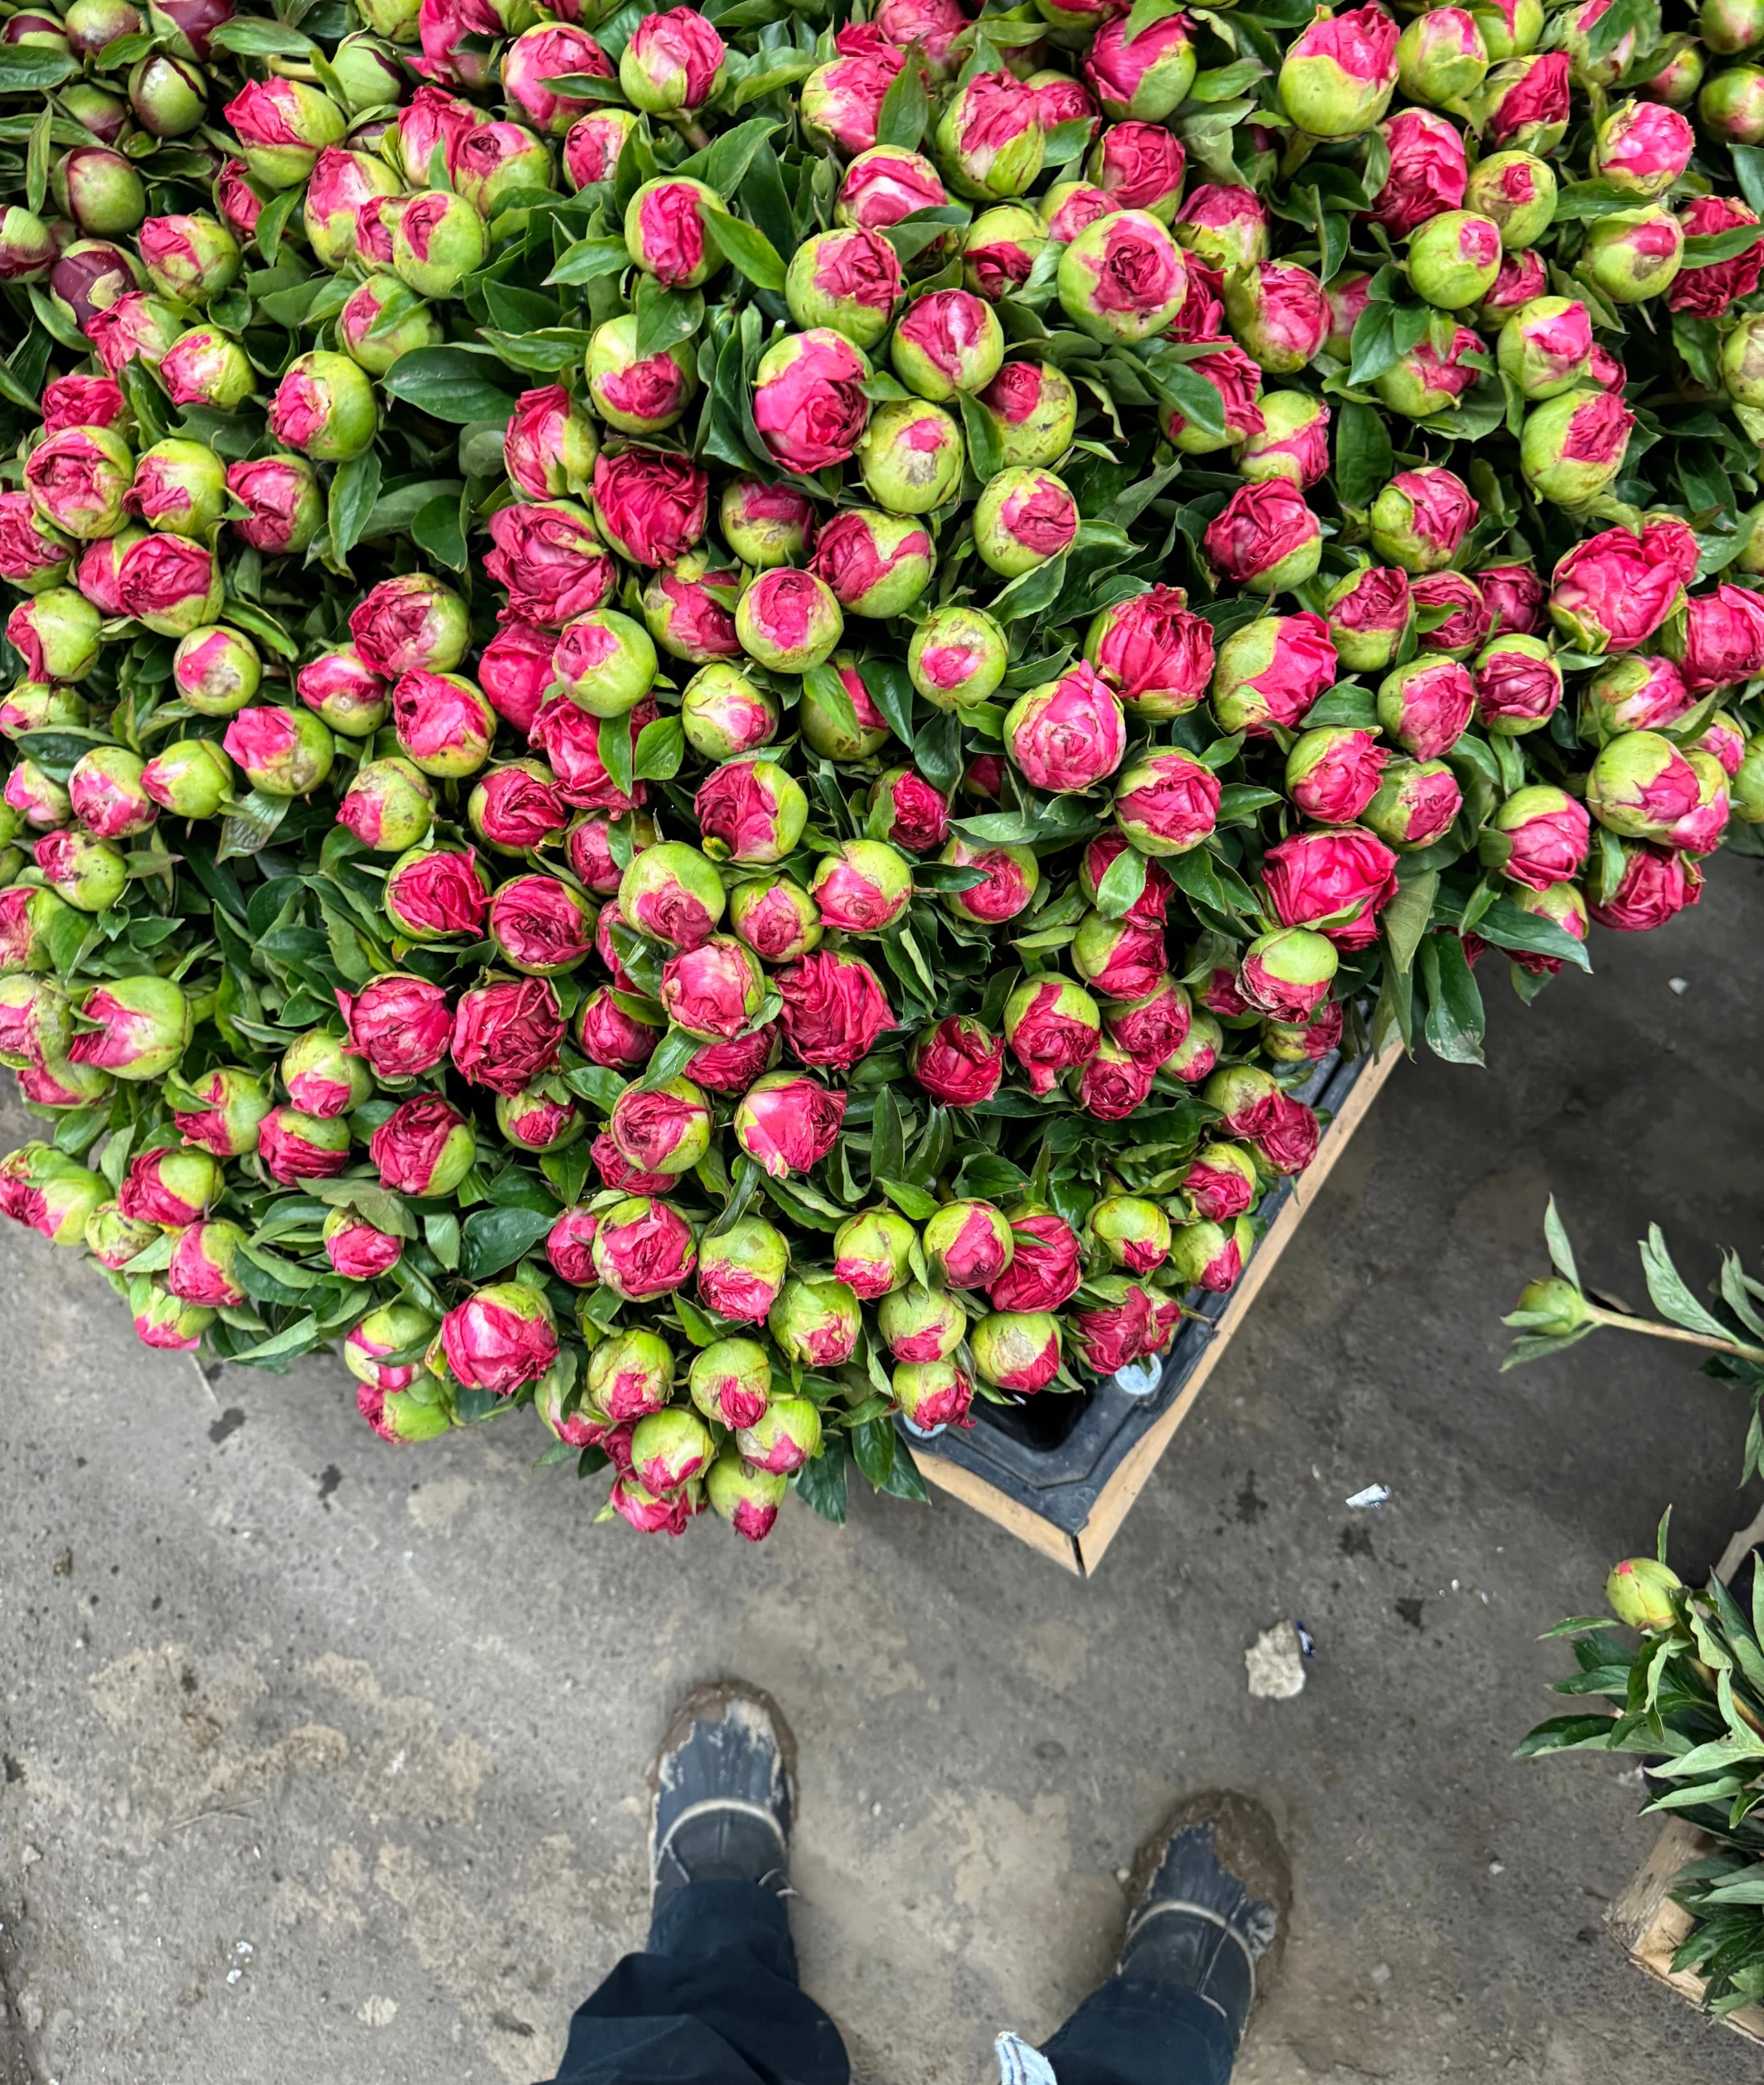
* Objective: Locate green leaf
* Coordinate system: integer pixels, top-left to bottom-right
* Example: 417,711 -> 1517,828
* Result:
0,44 -> 75,87
792,1439 -> 849,1524
1640,1225 -> 1734,1342
1305,684 -> 1378,729
876,55 -> 929,152
633,275 -> 705,359
1418,929 -> 1485,1066
1473,895 -> 1592,973
957,388 -> 1005,484
1683,224 -> 1764,266
1734,144 -> 1764,218
462,1204 -> 558,1281
633,714 -> 685,781
872,1083 -> 906,1186
856,658 -> 916,744
1094,844 -> 1148,920
1335,399 -> 1392,512
326,450 -> 381,572
382,346 -> 517,424
547,236 -> 633,285
1382,868 -> 1437,982
411,492 -> 467,573
803,661 -> 860,744
217,789 -> 291,862
704,211 -> 787,292
598,710 -> 635,801
878,1176 -> 938,1220
229,1311 -> 321,1363
1543,1196 -> 1581,1291
25,99 -> 49,217
209,15 -> 315,53
700,116 -> 780,196
851,1415 -> 896,1491
362,477 -> 466,540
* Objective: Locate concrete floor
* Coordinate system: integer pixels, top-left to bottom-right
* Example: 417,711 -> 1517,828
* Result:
4,860 -> 1764,2085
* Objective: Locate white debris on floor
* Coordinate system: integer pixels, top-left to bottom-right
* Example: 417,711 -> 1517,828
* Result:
1245,1621 -> 1309,1700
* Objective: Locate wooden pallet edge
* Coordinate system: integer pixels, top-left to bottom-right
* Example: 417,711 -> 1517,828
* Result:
1606,1502 -> 1764,2046
910,1045 -> 1404,1575
1076,1043 -> 1403,1575
911,1451 -> 1082,1574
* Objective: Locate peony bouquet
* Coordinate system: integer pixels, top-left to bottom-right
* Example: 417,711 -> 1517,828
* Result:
0,0 -> 1761,1540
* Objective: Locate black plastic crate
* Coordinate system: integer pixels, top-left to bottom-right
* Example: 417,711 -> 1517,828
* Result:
903,1047 -> 1378,1544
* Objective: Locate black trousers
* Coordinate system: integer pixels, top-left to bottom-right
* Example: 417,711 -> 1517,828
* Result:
550,1881 -> 1236,2085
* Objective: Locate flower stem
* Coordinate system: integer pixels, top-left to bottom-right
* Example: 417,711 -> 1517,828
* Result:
1587,1305 -> 1764,1366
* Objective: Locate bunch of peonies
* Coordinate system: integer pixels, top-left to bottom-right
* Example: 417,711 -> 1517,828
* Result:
0,0 -> 1761,1544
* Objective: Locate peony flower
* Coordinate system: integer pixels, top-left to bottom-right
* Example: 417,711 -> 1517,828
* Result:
775,949 -> 896,1069
451,977 -> 564,1094
1369,108 -> 1467,237
485,500 -> 617,628
1004,664 -> 1127,791
752,329 -> 872,475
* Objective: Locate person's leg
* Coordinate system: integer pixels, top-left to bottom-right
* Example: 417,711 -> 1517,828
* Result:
1038,1792 -> 1289,2085
549,1682 -> 850,2085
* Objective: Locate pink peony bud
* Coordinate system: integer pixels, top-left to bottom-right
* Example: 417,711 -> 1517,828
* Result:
390,668 -> 496,779
1666,582 -> 1764,694
1471,633 -> 1561,735
504,20 -> 613,133
451,976 -> 564,1095
468,760 -> 568,856
324,1207 -> 403,1281
686,1023 -> 780,1095
564,107 -> 637,188
478,621 -> 556,737
441,1281 -> 557,1395
592,1195 -> 698,1299
1477,51 -> 1570,152
1482,784 -> 1590,888
1548,521 -> 1695,652
485,500 -> 617,627
1112,749 -> 1222,856
836,143 -> 948,232
868,767 -> 950,853
1003,663 -> 1126,792
384,845 -> 491,941
940,838 -> 1039,925
1173,184 -> 1270,273
1003,977 -> 1100,1095
697,1217 -> 790,1325
811,840 -> 912,934
171,1065 -> 270,1157
1083,585 -> 1215,719
1368,108 -> 1467,238
970,1213 -> 1076,1320
733,1071 -> 847,1177
769,1275 -> 860,1367
257,1105 -> 351,1184
1369,466 -> 1477,574
225,453 -> 322,557
910,1014 -> 1005,1107
832,1207 -> 916,1302
1204,480 -> 1322,592
970,1310 -> 1062,1392
728,876 -> 823,965
1587,840 -> 1701,931
659,934 -> 764,1042
1262,828 -> 1399,949
117,1145 -> 221,1227
624,175 -> 726,290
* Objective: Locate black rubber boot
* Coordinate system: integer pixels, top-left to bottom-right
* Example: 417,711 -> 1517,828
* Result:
1117,1791 -> 1291,2051
649,1681 -> 795,1917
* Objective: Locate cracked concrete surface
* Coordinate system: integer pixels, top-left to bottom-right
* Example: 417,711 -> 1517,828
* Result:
3,857 -> 1764,2085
